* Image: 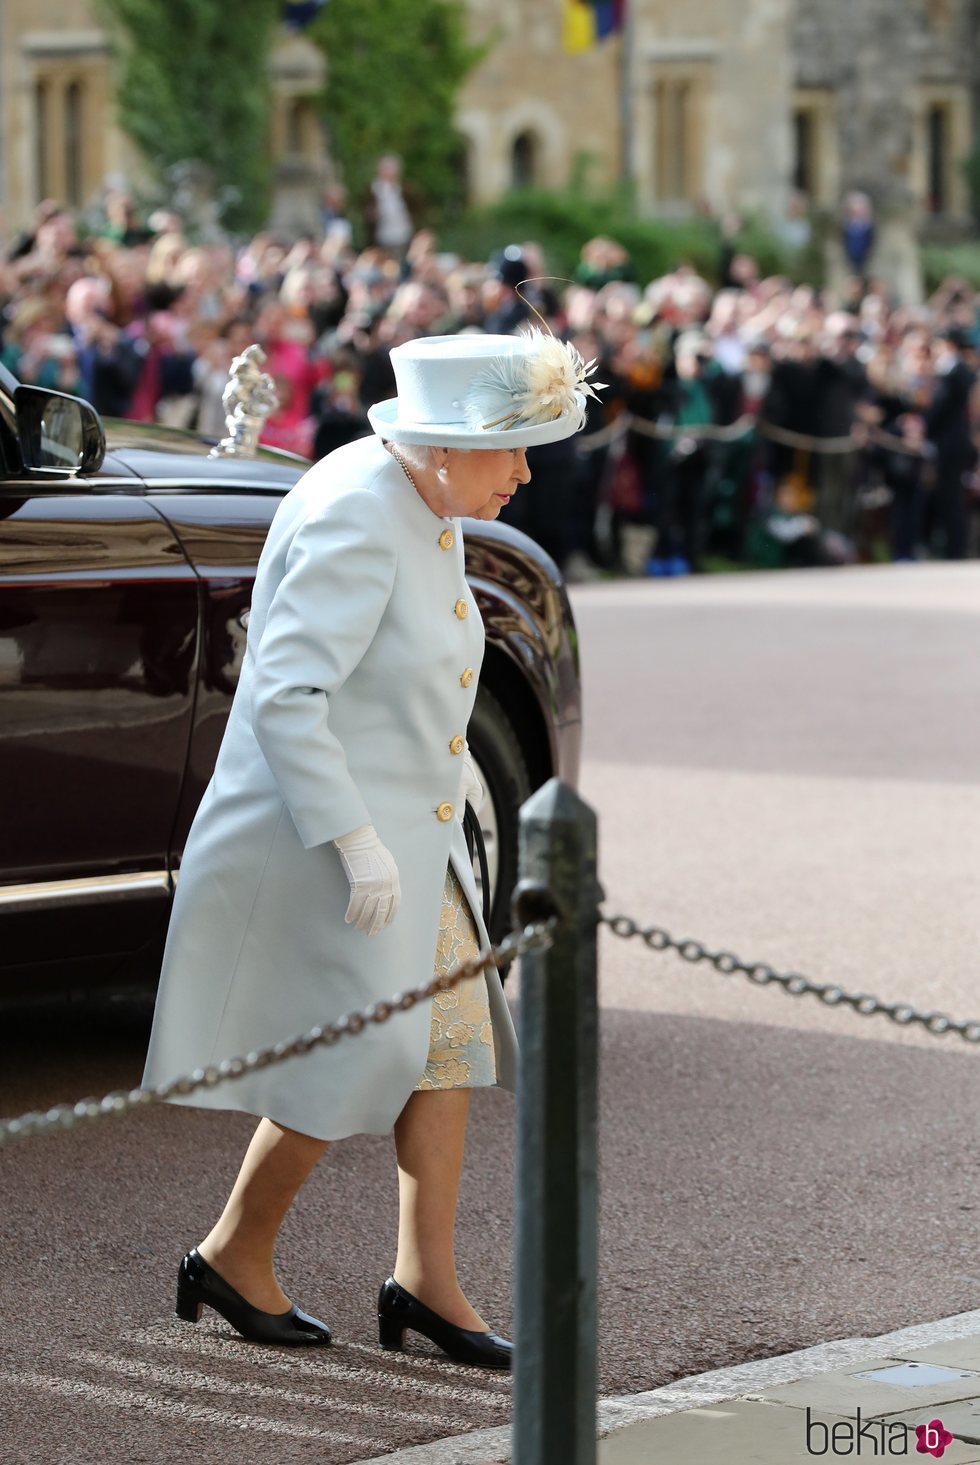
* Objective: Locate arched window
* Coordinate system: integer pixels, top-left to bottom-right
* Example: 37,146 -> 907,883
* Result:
511,131 -> 538,190
65,81 -> 84,207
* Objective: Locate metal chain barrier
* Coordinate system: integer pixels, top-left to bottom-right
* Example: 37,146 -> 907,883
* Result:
0,917 -> 558,1149
577,412 -> 928,458
629,412 -> 757,444
4,897 -> 977,1150
600,911 -> 980,1044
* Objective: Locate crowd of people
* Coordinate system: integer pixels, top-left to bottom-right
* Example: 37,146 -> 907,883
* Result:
2,175 -> 978,578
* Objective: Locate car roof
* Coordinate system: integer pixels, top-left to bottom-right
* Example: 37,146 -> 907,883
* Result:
100,420 -> 308,491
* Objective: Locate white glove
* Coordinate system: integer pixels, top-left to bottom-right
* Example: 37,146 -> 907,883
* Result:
333,823 -> 401,936
460,745 -> 484,818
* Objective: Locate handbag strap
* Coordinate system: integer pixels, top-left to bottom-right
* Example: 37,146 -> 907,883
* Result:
462,802 -> 492,930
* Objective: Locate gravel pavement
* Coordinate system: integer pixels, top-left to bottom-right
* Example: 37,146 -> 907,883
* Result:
1,560 -> 978,1464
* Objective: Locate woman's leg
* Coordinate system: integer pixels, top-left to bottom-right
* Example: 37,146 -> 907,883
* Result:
393,1088 -> 489,1331
197,1117 -> 330,1314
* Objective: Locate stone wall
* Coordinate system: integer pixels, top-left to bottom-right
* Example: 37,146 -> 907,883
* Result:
0,0 -> 327,234
1,0 -> 142,225
457,0 -> 976,232
794,0 -> 976,215
0,0 -> 975,256
632,0 -> 795,219
458,0 -> 796,220
458,0 -> 621,203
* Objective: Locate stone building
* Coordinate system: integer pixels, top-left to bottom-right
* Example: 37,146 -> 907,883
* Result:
0,0 -> 329,234
460,0 -> 797,223
0,0 -> 137,220
0,0 -> 976,250
792,0 -> 976,221
459,0 -> 978,230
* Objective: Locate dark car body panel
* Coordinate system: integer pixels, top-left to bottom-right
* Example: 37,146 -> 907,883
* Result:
0,419 -> 581,996
0,486 -> 197,975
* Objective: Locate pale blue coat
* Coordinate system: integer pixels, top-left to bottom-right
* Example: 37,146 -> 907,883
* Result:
141,434 -> 518,1140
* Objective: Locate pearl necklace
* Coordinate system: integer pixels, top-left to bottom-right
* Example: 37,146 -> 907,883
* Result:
388,445 -> 452,522
389,445 -> 418,493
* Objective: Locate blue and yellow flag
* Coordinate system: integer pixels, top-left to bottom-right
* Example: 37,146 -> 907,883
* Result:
563,0 -> 625,53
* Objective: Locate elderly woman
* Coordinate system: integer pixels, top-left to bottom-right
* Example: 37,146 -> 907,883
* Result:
141,330 -> 600,1367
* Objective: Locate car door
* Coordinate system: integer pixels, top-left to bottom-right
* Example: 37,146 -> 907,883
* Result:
0,463 -> 199,988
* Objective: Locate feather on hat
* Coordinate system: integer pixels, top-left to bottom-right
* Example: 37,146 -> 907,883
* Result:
464,328 -> 607,434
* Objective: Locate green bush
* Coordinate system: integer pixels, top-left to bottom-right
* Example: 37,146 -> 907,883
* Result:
922,241 -> 980,291
963,147 -> 980,224
439,185 -> 798,286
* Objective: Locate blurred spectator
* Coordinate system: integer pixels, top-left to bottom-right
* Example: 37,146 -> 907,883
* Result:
646,330 -> 715,575
312,368 -> 370,459
498,433 -> 578,569
841,192 -> 875,279
6,199 -> 65,262
575,236 -> 636,290
777,190 -> 812,255
253,298 -> 326,422
363,155 -> 417,257
876,412 -> 932,561
126,309 -> 197,426
320,182 -> 354,251
64,276 -> 141,416
0,298 -> 82,395
0,187 -> 976,572
101,189 -> 153,247
483,246 -> 534,334
925,327 -> 977,559
812,314 -> 870,539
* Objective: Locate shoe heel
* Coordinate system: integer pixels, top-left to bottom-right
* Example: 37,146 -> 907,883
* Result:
175,1275 -> 204,1323
379,1315 -> 405,1350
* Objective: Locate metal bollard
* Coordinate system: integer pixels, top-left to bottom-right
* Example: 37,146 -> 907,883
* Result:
511,778 -> 600,1465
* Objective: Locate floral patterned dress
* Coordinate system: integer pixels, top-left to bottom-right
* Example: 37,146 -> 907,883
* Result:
414,867 -> 498,1090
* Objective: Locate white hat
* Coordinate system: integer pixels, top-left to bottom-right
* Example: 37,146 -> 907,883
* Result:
367,330 -> 605,449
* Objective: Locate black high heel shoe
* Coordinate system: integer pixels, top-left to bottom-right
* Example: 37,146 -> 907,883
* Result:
175,1248 -> 332,1346
377,1276 -> 512,1370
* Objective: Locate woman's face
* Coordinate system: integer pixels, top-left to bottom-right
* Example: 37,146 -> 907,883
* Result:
443,446 -> 532,519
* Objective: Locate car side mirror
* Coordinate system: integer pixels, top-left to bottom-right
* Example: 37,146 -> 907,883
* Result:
15,384 -> 106,475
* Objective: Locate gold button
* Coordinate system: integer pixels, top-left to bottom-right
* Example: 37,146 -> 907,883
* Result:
439,529 -> 454,551
449,735 -> 465,756
454,598 -> 468,620
460,667 -> 474,688
436,802 -> 454,822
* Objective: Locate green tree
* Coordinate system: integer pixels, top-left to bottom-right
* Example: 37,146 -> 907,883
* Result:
97,0 -> 279,234
964,146 -> 980,225
309,0 -> 483,236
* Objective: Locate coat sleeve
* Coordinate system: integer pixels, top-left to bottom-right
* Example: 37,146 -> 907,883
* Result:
250,488 -> 397,849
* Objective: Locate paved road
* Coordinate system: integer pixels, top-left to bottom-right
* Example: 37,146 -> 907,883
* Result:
2,561 -> 979,1463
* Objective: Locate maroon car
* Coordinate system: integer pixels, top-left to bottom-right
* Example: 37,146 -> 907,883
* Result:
0,366 -> 582,995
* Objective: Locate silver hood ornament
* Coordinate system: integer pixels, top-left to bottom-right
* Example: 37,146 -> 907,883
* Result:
209,344 -> 278,458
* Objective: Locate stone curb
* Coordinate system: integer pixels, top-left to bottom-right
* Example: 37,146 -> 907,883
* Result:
352,1306 -> 980,1464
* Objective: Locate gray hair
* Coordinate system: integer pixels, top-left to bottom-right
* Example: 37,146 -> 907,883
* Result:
388,440 -> 470,471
